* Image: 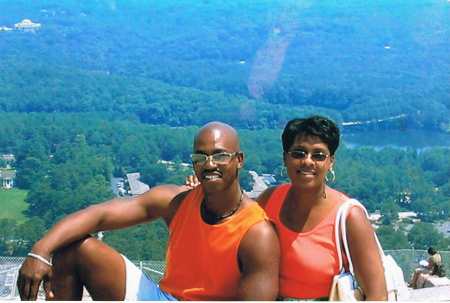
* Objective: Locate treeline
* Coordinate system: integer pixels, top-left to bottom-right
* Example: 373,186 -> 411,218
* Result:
0,113 -> 449,258
0,1 -> 449,130
0,60 -> 331,129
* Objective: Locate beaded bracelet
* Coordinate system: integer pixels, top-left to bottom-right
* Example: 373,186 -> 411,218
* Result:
27,252 -> 53,266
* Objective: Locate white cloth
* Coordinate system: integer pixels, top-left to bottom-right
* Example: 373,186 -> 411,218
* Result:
121,255 -> 176,301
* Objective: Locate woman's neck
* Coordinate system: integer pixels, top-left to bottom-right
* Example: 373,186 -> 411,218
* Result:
289,183 -> 327,209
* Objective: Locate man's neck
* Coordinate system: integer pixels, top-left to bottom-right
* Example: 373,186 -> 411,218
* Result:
203,183 -> 242,216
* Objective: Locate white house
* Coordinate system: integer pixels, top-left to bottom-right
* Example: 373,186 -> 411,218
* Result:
126,172 -> 149,196
0,26 -> 13,32
369,211 -> 382,223
246,171 -> 277,198
14,19 -> 41,31
0,169 -> 16,189
398,211 -> 418,221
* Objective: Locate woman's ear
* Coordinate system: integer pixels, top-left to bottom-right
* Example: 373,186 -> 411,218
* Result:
330,154 -> 335,168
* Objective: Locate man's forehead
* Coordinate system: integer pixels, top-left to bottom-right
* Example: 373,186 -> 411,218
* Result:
210,128 -> 222,141
195,128 -> 234,146
194,122 -> 239,150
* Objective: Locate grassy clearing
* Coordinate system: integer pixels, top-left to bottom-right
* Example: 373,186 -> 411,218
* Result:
0,188 -> 28,222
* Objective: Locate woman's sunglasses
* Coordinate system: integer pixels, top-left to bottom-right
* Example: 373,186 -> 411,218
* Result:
287,149 -> 329,162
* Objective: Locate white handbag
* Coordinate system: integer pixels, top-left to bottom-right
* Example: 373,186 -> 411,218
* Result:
329,199 -> 409,301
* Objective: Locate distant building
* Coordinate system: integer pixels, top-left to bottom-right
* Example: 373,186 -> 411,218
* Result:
261,174 -> 277,185
14,19 -> 41,31
0,26 -> 13,31
126,172 -> 149,196
157,160 -> 191,171
1,154 -> 15,162
369,211 -> 382,224
398,211 -> 419,222
246,171 -> 277,198
0,169 -> 16,189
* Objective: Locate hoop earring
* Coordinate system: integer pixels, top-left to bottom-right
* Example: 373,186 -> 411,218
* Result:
325,168 -> 336,183
281,166 -> 287,177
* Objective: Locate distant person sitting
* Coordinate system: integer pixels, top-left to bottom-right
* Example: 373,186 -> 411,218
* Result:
16,122 -> 280,301
409,247 -> 446,289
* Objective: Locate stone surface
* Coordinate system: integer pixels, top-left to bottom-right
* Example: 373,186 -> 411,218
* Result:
408,285 -> 450,301
416,273 -> 450,288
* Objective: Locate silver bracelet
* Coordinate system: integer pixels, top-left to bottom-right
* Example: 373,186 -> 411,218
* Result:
27,252 -> 53,266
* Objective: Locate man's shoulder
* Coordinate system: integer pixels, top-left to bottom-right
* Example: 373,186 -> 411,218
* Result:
136,184 -> 191,213
238,214 -> 279,260
245,219 -> 276,237
241,200 -> 277,241
141,184 -> 190,201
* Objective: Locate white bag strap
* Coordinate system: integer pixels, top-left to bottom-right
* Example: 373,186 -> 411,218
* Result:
334,201 -> 347,272
335,199 -> 385,275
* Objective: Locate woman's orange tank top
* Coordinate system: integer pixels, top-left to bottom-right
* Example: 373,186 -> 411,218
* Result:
159,187 -> 267,300
264,184 -> 344,299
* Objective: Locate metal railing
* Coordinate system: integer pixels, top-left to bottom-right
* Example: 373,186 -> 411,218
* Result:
1,250 -> 449,300
0,257 -> 166,300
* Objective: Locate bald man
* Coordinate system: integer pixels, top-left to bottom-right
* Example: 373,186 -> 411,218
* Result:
17,122 -> 280,301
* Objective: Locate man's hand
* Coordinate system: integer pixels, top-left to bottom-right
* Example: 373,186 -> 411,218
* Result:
17,255 -> 54,300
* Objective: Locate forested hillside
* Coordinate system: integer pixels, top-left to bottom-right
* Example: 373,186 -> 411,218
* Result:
1,113 -> 449,258
0,0 -> 449,129
0,0 -> 449,259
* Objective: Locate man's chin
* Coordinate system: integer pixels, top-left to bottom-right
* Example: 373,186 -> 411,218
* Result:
201,179 -> 226,193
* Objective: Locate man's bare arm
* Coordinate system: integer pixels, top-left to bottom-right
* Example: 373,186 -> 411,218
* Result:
31,184 -> 186,256
237,220 -> 280,300
17,184 -> 188,300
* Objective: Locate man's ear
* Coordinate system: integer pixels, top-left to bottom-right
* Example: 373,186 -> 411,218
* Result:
237,151 -> 244,168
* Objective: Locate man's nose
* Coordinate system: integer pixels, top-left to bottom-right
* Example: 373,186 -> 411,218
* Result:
203,156 -> 217,168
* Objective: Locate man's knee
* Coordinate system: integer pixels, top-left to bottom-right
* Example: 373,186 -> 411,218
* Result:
415,267 -> 426,274
53,236 -> 97,268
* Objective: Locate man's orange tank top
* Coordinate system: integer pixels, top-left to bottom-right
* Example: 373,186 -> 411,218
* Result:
264,184 -> 346,299
159,186 -> 267,300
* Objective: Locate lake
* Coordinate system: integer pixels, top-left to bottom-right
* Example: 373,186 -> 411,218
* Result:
342,130 -> 450,150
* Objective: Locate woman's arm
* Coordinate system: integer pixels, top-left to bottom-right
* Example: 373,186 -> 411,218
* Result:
346,206 -> 388,301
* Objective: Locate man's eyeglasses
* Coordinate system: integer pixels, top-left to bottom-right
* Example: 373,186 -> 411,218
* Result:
287,150 -> 329,162
191,152 -> 239,165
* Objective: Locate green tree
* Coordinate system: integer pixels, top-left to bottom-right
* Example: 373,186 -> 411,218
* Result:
0,219 -> 17,255
376,226 -> 409,250
380,202 -> 400,225
104,220 -> 168,260
408,223 -> 446,250
10,218 -> 47,256
15,157 -> 48,189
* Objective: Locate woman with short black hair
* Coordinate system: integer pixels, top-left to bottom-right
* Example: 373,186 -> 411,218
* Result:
258,115 -> 387,300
